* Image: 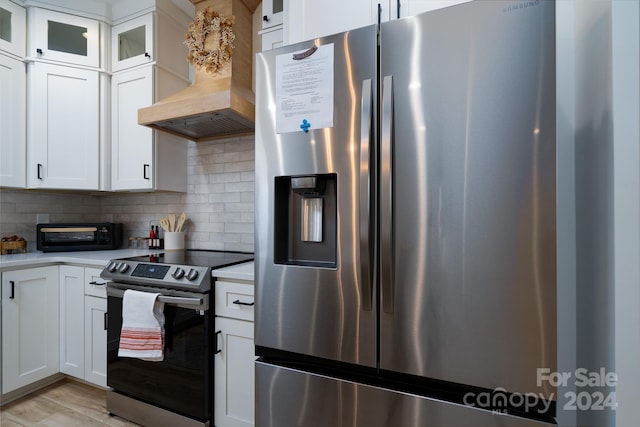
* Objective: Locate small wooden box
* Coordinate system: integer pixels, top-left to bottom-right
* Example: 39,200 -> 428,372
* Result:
1,240 -> 26,255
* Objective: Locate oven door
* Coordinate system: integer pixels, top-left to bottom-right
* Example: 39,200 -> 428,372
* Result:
107,285 -> 213,422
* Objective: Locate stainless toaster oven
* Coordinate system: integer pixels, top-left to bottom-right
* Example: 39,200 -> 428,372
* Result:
37,223 -> 122,252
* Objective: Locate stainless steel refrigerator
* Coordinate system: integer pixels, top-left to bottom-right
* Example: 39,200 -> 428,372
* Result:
255,1 -> 556,426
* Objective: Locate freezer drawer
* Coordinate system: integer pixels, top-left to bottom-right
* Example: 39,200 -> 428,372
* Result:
256,361 -> 554,427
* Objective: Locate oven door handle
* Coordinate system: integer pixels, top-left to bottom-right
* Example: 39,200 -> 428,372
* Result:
107,287 -> 204,307
156,295 -> 203,306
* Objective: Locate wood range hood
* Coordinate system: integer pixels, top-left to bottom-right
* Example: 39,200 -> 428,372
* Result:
138,0 -> 259,142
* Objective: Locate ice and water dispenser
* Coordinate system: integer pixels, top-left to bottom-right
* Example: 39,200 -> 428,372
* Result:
274,174 -> 337,267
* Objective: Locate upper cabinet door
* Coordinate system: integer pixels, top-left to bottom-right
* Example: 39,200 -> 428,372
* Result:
111,14 -> 153,73
0,0 -> 26,57
28,8 -> 100,67
285,0 -> 387,45
398,0 -> 472,18
110,66 -> 154,191
262,0 -> 283,29
27,62 -> 100,190
0,54 -> 26,188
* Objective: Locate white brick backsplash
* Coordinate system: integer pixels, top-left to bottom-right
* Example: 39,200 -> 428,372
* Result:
0,137 -> 256,253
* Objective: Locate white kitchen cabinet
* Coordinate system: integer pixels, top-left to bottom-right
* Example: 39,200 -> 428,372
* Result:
0,53 -> 26,188
261,0 -> 283,30
59,265 -> 85,379
84,267 -> 107,387
397,0 -> 471,18
260,27 -> 283,52
285,0 -> 389,45
84,295 -> 107,387
284,0 -> 471,45
27,61 -> 100,190
58,266 -> 107,387
111,65 -> 187,192
1,266 -> 59,394
0,0 -> 26,57
27,7 -> 100,68
214,279 -> 255,427
111,13 -> 153,72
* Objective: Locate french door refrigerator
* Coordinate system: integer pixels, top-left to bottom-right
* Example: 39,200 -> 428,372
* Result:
255,1 -> 556,426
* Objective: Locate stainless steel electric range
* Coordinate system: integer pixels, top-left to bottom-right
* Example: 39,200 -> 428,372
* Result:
101,250 -> 254,427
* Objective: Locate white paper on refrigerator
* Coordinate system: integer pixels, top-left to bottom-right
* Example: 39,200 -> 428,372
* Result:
275,43 -> 334,134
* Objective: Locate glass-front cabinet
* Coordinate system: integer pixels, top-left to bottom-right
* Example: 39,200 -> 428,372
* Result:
28,7 -> 100,67
0,0 -> 26,57
261,0 -> 283,29
111,13 -> 153,72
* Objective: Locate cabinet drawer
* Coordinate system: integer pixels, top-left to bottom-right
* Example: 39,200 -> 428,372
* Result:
215,281 -> 254,321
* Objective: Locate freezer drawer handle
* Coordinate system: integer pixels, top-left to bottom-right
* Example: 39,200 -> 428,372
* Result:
232,299 -> 254,306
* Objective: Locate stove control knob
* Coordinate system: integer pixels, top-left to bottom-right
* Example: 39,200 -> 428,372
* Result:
118,263 -> 129,273
108,262 -> 118,272
186,268 -> 199,281
172,268 -> 185,280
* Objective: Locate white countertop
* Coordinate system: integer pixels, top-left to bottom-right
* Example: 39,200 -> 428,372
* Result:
0,249 -> 255,282
213,261 -> 254,282
0,249 -> 153,270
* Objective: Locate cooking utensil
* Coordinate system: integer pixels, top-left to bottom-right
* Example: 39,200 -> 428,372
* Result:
169,213 -> 176,232
176,212 -> 186,232
160,217 -> 171,232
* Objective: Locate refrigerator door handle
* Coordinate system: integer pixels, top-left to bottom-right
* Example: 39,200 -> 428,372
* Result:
381,75 -> 394,314
360,79 -> 373,311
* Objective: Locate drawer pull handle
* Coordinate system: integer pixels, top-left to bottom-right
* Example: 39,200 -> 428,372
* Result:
89,281 -> 107,286
214,330 -> 222,354
232,299 -> 254,306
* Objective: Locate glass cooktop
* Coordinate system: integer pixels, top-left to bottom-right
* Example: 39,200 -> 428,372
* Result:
124,250 -> 253,269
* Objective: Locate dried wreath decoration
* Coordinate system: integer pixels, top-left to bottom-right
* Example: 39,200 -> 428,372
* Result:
184,7 -> 235,74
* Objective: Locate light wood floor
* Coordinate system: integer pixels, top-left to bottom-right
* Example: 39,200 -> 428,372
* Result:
0,379 -> 140,426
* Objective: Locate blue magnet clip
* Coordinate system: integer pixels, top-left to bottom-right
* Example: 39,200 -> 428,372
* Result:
300,119 -> 311,133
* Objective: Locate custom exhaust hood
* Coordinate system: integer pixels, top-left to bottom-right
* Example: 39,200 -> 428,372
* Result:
138,0 -> 259,142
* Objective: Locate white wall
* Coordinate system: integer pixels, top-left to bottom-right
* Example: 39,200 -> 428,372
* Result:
557,1 -> 640,426
612,1 -> 640,426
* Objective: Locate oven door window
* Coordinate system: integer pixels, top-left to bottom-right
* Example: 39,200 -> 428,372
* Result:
107,295 -> 212,421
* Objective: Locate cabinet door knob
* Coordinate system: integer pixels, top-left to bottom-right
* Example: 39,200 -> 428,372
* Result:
36,48 -> 43,55
144,52 -> 151,59
263,15 -> 269,22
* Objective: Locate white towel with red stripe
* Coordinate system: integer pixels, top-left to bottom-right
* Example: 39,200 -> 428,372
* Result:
118,289 -> 165,361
